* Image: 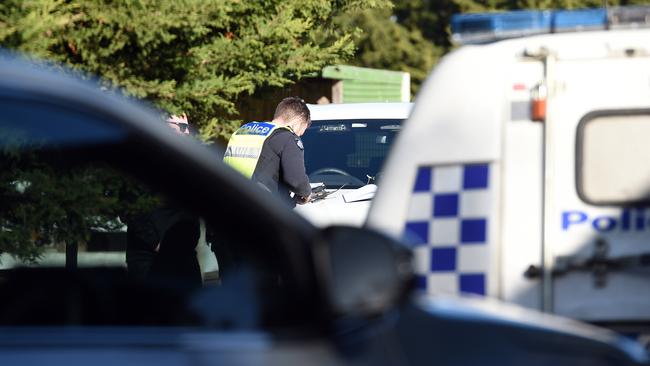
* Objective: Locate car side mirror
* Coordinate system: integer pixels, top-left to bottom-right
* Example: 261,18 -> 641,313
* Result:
316,226 -> 413,318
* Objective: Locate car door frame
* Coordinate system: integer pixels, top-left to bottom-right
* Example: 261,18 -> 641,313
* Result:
0,54 -> 328,328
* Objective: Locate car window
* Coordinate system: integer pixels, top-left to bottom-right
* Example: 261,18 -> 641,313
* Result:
302,119 -> 402,189
576,110 -> 650,205
0,103 -> 310,330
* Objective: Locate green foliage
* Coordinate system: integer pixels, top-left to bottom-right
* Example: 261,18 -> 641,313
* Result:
335,8 -> 440,95
0,147 -> 161,262
0,0 -> 389,140
0,0 -> 390,260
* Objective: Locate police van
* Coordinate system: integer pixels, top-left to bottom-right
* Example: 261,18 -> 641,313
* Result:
366,6 -> 650,336
294,102 -> 412,227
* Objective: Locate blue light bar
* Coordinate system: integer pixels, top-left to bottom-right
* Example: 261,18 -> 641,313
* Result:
451,10 -> 551,44
451,6 -> 650,45
552,8 -> 606,32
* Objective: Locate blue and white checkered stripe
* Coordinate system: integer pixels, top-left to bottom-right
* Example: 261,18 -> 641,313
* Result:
402,163 -> 493,296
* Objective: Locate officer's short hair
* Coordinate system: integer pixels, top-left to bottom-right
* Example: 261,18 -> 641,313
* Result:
274,97 -> 310,125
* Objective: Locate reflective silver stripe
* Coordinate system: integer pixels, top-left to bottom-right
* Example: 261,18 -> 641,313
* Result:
224,146 -> 262,159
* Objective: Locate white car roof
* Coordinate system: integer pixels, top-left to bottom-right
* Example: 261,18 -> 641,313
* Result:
307,102 -> 413,121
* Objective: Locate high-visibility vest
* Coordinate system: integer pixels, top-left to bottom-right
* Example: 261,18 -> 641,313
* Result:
223,122 -> 291,178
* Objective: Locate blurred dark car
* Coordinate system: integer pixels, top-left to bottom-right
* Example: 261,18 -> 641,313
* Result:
0,54 -> 647,366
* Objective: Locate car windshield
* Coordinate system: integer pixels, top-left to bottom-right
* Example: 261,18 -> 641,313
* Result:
302,119 -> 403,189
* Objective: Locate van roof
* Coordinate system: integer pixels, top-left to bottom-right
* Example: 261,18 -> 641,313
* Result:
460,27 -> 650,59
307,102 -> 413,121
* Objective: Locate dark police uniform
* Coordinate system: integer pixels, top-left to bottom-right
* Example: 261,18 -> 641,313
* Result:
224,122 -> 311,207
254,128 -> 311,206
124,206 -> 202,287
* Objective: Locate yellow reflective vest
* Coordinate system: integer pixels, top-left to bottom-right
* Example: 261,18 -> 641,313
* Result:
223,122 -> 290,178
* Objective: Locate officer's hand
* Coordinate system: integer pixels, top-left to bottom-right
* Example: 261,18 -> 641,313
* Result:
295,193 -> 311,205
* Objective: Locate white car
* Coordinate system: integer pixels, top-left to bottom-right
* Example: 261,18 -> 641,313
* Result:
295,103 -> 413,226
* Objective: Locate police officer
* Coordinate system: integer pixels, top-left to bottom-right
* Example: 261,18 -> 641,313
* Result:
224,97 -> 312,206
125,113 -> 202,288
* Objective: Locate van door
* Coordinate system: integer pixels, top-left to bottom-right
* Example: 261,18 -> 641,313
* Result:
546,45 -> 650,323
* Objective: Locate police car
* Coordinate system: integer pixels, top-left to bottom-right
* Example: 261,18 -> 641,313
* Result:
294,102 -> 412,227
366,5 -> 650,342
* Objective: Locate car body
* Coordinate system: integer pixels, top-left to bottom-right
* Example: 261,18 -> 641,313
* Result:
0,53 -> 647,366
295,103 -> 412,227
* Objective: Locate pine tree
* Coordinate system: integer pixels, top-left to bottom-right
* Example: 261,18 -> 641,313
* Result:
335,7 -> 440,95
0,0 -> 390,140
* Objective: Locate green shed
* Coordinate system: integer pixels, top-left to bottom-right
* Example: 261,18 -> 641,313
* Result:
235,65 -> 411,122
322,65 -> 410,103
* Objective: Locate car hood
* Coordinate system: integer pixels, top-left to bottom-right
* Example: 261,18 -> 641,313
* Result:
402,294 -> 649,365
294,185 -> 377,227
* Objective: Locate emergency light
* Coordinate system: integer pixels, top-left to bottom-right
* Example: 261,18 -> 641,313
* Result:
452,6 -> 650,44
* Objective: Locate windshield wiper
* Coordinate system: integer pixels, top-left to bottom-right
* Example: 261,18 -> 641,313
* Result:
310,184 -> 347,203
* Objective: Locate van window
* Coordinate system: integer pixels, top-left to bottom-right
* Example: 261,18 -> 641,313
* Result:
577,110 -> 650,205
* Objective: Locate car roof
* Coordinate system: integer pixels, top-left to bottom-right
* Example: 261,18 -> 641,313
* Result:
307,102 -> 413,121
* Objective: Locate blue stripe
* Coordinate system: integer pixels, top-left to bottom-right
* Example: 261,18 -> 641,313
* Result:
461,219 -> 487,244
413,167 -> 432,192
404,221 -> 429,246
433,193 -> 459,217
463,164 -> 489,189
431,247 -> 457,272
460,274 -> 486,295
408,163 -> 492,297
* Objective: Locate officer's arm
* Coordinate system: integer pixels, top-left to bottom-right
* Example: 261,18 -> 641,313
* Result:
279,135 -> 312,199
